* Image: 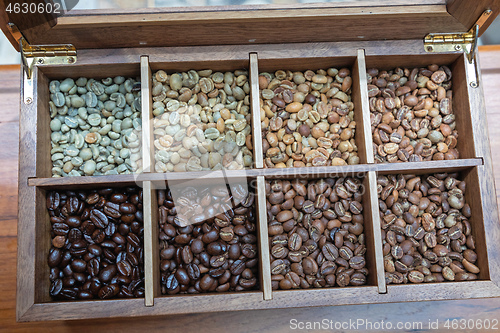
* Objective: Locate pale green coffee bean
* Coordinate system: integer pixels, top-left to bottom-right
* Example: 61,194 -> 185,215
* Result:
98,93 -> 109,102
236,132 -> 246,146
68,85 -> 77,95
153,107 -> 164,116
108,131 -> 120,140
64,145 -> 79,157
53,159 -> 64,168
105,169 -> 119,175
80,124 -> 90,130
115,156 -> 125,165
88,114 -> 101,126
105,84 -> 119,94
90,145 -> 99,159
76,117 -> 86,128
120,118 -> 132,130
71,96 -> 85,108
71,156 -> 83,167
167,100 -> 180,112
83,160 -> 96,175
112,120 -> 122,133
114,111 -> 124,120
51,153 -> 64,161
60,124 -> 70,133
96,161 -> 108,171
113,140 -> 123,150
233,87 -> 245,100
104,100 -> 116,111
67,170 -> 81,177
50,119 -> 62,131
49,81 -> 60,93
78,107 -> 88,120
57,106 -> 68,116
132,118 -> 141,130
64,116 -> 78,129
100,136 -> 111,147
52,167 -> 62,176
60,78 -> 75,93
99,124 -> 112,135
68,107 -> 78,117
76,77 -> 87,87
90,80 -> 105,95
77,87 -> 87,95
155,150 -> 170,163
133,98 -> 141,111
79,148 -> 92,161
170,74 -> 182,91
117,164 -> 128,173
51,132 -> 61,143
85,92 -> 98,108
72,133 -> 83,149
114,76 -> 125,85
165,125 -> 180,136
52,92 -> 66,107
205,128 -> 220,140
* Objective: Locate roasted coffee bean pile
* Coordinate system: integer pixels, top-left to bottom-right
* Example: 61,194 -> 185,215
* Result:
367,65 -> 458,163
158,183 -> 258,294
260,68 -> 359,168
379,173 -> 480,284
47,187 -> 144,300
266,177 -> 368,289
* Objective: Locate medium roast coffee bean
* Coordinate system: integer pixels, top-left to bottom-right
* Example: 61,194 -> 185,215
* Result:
267,177 -> 367,289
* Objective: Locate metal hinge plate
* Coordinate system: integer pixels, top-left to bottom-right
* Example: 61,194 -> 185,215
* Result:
7,23 -> 77,104
424,9 -> 492,88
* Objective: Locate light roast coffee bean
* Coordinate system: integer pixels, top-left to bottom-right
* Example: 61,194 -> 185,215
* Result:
367,65 -> 458,163
379,173 -> 479,284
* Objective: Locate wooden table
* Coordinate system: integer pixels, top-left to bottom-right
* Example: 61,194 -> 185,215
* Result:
1,48 -> 500,332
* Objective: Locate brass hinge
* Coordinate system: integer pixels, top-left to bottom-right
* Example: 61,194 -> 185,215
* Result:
424,9 -> 492,88
7,23 -> 77,104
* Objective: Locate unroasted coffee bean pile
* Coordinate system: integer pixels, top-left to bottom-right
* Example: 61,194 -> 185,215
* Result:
158,183 -> 258,294
267,177 -> 368,289
47,187 -> 145,300
379,173 -> 479,284
260,68 -> 359,168
367,65 -> 458,163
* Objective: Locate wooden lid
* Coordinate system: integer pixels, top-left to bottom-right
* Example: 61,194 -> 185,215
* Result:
1,0 -> 499,51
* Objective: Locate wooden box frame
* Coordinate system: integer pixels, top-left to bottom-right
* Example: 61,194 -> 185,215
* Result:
4,0 -> 500,322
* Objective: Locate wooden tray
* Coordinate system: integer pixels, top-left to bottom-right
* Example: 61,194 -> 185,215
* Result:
1,0 -> 500,322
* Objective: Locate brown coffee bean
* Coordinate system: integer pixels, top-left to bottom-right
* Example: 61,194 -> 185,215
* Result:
408,270 -> 424,283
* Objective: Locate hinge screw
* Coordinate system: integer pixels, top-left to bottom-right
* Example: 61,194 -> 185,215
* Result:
68,57 -> 75,64
426,46 -> 434,52
455,45 -> 462,51
37,58 -> 44,64
470,82 -> 478,88
25,97 -> 33,104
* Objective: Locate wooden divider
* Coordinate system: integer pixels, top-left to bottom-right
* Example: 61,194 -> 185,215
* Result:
256,176 -> 272,300
353,49 -> 374,164
143,181 -> 158,306
140,56 -> 154,173
250,53 -> 264,169
366,171 -> 387,293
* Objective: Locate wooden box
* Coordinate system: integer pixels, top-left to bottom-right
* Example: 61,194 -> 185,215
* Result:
2,0 -> 500,322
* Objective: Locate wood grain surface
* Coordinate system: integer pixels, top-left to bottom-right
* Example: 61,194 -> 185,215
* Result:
1,47 -> 500,331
